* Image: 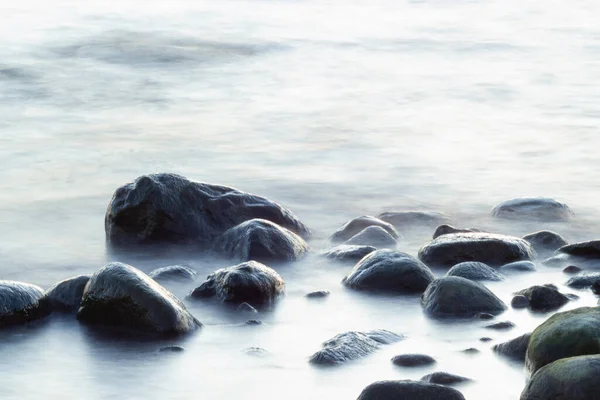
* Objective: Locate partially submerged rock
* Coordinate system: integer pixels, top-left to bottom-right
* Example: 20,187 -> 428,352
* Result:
0,281 -> 51,327
446,261 -> 504,282
357,380 -> 465,400
485,321 -> 515,330
306,290 -> 330,299
491,197 -> 573,222
493,333 -> 530,362
566,273 -> 600,289
563,265 -> 582,274
559,240 -> 600,258
421,372 -> 471,386
149,265 -> 196,282
159,345 -> 184,352
522,230 -> 568,254
237,302 -> 257,313
499,261 -> 536,273
515,284 -> 571,312
392,354 -> 436,367
46,274 -> 91,311
322,245 -> 376,262
432,225 -> 483,239
378,211 -> 452,230
343,226 -> 397,248
330,216 -> 397,243
511,295 -> 530,309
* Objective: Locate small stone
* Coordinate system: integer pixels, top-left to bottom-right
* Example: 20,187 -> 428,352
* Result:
237,302 -> 258,313
476,312 -> 495,320
480,337 -> 493,342
563,265 -> 582,274
392,354 -> 436,367
485,321 -> 515,330
462,348 -> 480,354
246,319 -> 262,325
421,372 -> 471,386
159,345 -> 184,352
306,291 -> 330,299
511,295 -> 530,309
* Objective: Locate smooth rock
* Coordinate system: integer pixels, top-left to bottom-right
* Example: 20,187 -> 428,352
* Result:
378,211 -> 452,230
542,253 -> 571,267
159,345 -> 184,352
493,333 -> 530,362
566,273 -> 600,289
322,245 -> 377,262
46,274 -> 91,311
149,265 -> 196,282
246,319 -> 262,325
0,281 -> 51,327
499,261 -> 536,273
357,380 -> 465,400
237,302 -> 257,313
491,197 -> 573,221
446,261 -> 504,282
330,216 -> 397,243
563,265 -> 582,274
421,372 -> 471,386
462,348 -> 480,354
523,230 -> 568,254
480,337 -> 492,342
511,295 -> 530,309
476,312 -> 495,320
392,354 -> 436,367
305,290 -> 330,299
559,240 -> 600,258
485,321 -> 515,330
432,225 -> 483,239
515,284 -> 571,311
343,226 -> 397,248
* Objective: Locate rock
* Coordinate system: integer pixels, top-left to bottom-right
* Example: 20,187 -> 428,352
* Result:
243,347 -> 270,357
462,348 -> 480,354
149,265 -> 196,282
246,319 -> 262,325
511,295 -> 530,309
491,197 -> 573,221
559,240 -> 600,258
418,232 -> 535,268
330,216 -> 398,243
77,262 -> 200,334
343,226 -> 397,248
105,173 -> 309,247
476,312 -> 494,320
432,225 -> 483,239
158,345 -> 184,352
421,372 -> 471,386
189,261 -> 284,305
493,333 -> 530,362
46,274 -> 91,311
322,245 -> 377,262
309,329 -> 403,365
480,337 -> 492,342
342,249 -> 435,294
485,321 -> 515,330
306,290 -> 330,299
392,354 -> 436,367
566,273 -> 600,289
515,284 -> 571,311
421,277 -> 507,318
521,355 -> 600,400
522,230 -> 568,254
563,265 -> 582,274
542,253 -> 571,267
378,211 -> 452,230
237,302 -> 257,313
446,261 -> 504,282
357,380 -> 465,400
499,260 -> 536,273
592,281 -> 600,295
0,281 -> 51,327
526,307 -> 600,373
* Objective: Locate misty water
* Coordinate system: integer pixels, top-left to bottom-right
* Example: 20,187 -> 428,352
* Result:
2,0 -> 600,398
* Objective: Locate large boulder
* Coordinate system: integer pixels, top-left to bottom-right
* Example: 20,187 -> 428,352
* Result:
521,355 -> 600,400
330,216 -> 397,243
421,276 -> 507,318
46,274 -> 91,311
343,226 -> 397,248
104,173 -> 309,247
566,273 -> 600,289
491,197 -> 574,221
323,245 -> 376,262
432,225 -> 483,239
378,211 -> 452,230
357,380 -> 465,400
526,307 -> 600,373
342,249 -> 435,294
149,265 -> 196,282
189,261 -> 285,305
522,230 -> 568,254
0,281 -> 51,327
493,333 -> 531,362
309,329 -> 403,365
559,240 -> 600,258
418,232 -> 535,268
214,218 -> 308,261
515,284 -> 572,311
77,262 -> 200,335
446,261 -> 504,282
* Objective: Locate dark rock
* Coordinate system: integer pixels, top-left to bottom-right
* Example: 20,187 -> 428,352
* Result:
342,249 -> 435,294
592,281 -> 600,295
493,333 -> 530,361
421,277 -> 507,318
343,226 -> 397,248
378,211 -> 452,230
237,302 -> 257,313
0,281 -> 51,327
515,284 -> 570,311
491,197 -> 573,222
559,240 -> 600,258
421,372 -> 471,386
446,261 -> 504,282
563,265 -> 582,274
432,225 -> 483,239
476,312 -> 495,320
480,337 -> 492,342
511,295 -> 530,309
499,260 -> 536,273
526,307 -> 600,373
392,354 -> 436,367
189,261 -> 284,305
521,355 -> 600,400
322,245 -> 377,262
105,173 -> 309,247
357,380 -> 465,400
523,230 -> 568,254
566,273 -> 600,289
462,348 -> 480,354
46,274 -> 91,311
149,265 -> 196,282
243,347 -> 270,357
77,262 -> 200,335
542,253 -> 571,267
159,345 -> 184,352
306,291 -> 330,299
214,218 -> 308,262
485,321 -> 515,330
330,216 -> 397,243
309,329 -> 403,365
418,232 -> 535,268
246,319 -> 262,325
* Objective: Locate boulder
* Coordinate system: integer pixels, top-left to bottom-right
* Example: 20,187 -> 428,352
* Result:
0,281 -> 51,327
566,273 -> 600,289
342,249 -> 435,294
491,197 -> 573,221
432,225 -> 483,239
214,218 -> 308,261
526,307 -> 600,373
392,354 -> 436,367
511,295 -> 530,309
343,226 -> 397,248
421,277 -> 507,318
105,173 -> 309,247
330,216 -> 397,243
189,261 -> 285,305
357,380 -> 465,400
493,333 -> 530,362
309,329 -> 403,365
446,261 -> 504,282
559,240 -> 600,258
515,284 -> 571,311
149,265 -> 196,282
499,261 -> 536,273
420,372 -> 471,386
418,232 -> 535,268
77,262 -> 200,334
378,211 -> 452,230
46,274 -> 91,311
522,230 -> 568,254
322,245 -> 376,262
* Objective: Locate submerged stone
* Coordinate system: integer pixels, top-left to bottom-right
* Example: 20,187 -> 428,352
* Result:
558,240 -> 600,258
522,230 -> 568,254
378,211 -> 452,230
343,226 -> 397,248
322,245 -> 377,262
421,372 -> 471,386
499,261 -> 536,273
46,274 -> 91,311
446,261 -> 504,282
0,281 -> 51,327
392,354 -> 436,367
330,216 -> 397,243
566,273 -> 600,289
515,284 -> 571,312
149,265 -> 197,282
491,197 -> 573,222
432,225 -> 483,239
493,333 -> 530,362
305,290 -> 330,299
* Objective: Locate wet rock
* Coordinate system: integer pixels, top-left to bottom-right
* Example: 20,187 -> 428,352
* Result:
77,262 -> 200,335
542,253 -> 571,267
46,274 -> 91,311
149,265 -> 196,282
515,284 -> 571,311
563,265 -> 582,274
237,302 -> 257,313
522,230 -> 568,254
214,218 -> 308,262
485,321 -> 515,330
526,307 -> 600,373
243,347 -> 270,357
480,337 -> 492,342
305,290 -> 330,299
559,240 -> 600,258
342,249 -> 435,294
309,329 -> 403,365
378,211 -> 452,230
521,355 -> 600,400
189,261 -> 285,305
0,281 -> 51,327
357,380 -> 465,400
330,216 -> 398,243
592,281 -> 600,295
159,345 -> 184,352
322,245 -> 377,262
105,173 -> 309,247
392,354 -> 436,367
446,261 -> 504,282
421,372 -> 471,386
343,226 -> 397,248
432,225 -> 483,239
476,312 -> 494,320
491,197 -> 573,222
421,277 -> 507,318
499,260 -> 536,273
246,319 -> 262,325
493,333 -> 530,362
462,348 -> 480,354
511,295 -> 530,309
566,273 -> 600,289
418,232 -> 535,268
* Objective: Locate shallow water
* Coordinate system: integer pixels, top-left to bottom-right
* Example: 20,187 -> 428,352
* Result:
2,0 -> 600,398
